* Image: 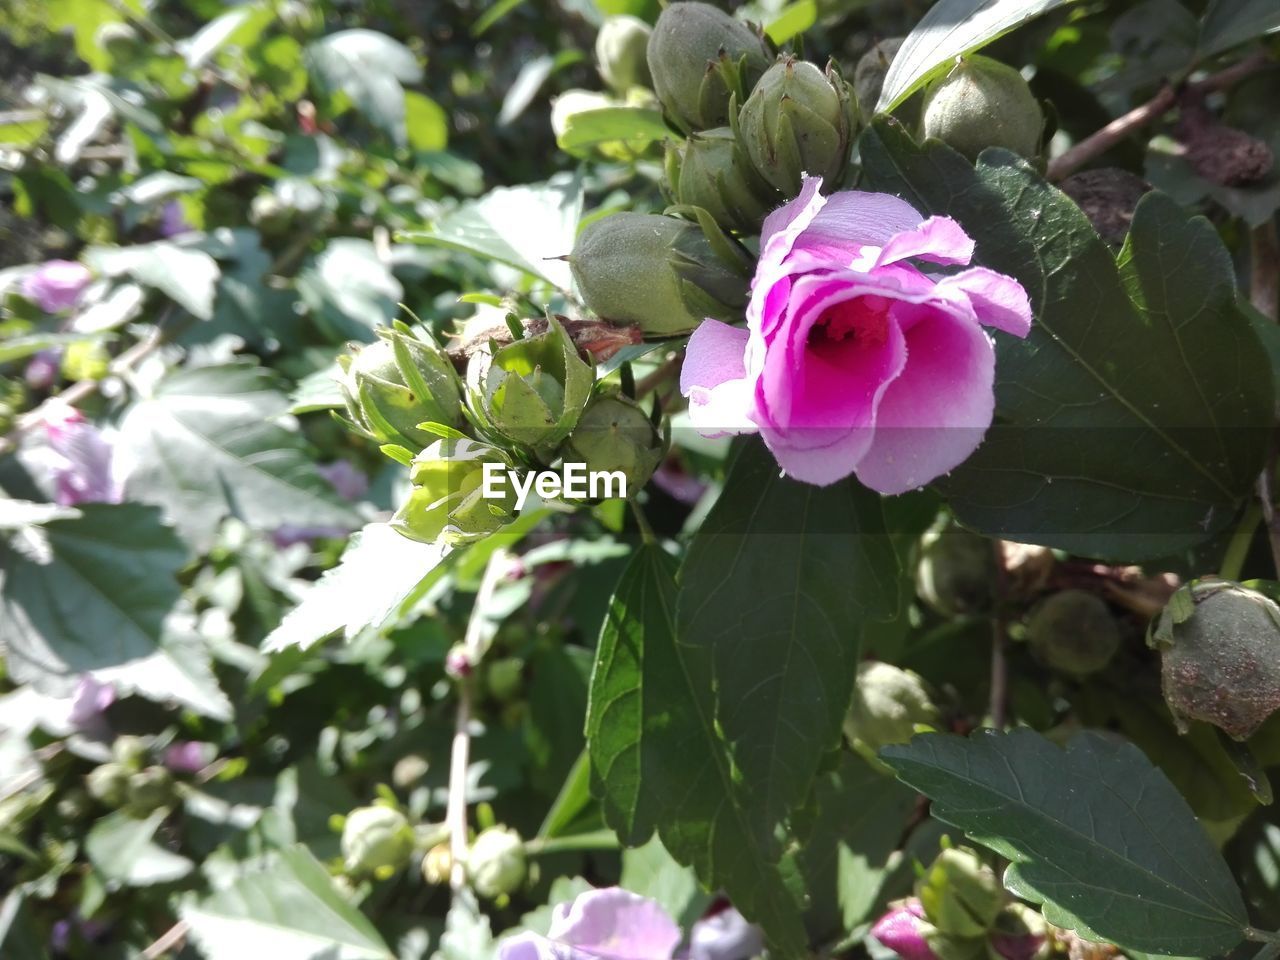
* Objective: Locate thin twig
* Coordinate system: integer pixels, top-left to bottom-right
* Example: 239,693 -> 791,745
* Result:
989,540 -> 1009,729
634,351 -> 683,398
140,921 -> 188,959
1047,52 -> 1272,182
446,548 -> 510,892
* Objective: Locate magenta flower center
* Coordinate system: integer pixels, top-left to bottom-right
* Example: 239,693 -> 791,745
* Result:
813,295 -> 892,347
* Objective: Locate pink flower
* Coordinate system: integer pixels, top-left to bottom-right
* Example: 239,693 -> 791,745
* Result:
680,178 -> 1031,493
317,460 -> 369,501
22,260 -> 93,313
163,741 -> 214,774
871,899 -> 938,960
42,402 -> 123,506
68,676 -> 115,728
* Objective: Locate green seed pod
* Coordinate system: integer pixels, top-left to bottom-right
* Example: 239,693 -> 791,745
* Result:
112,735 -> 149,772
915,523 -> 996,617
854,37 -> 904,117
922,56 -> 1044,162
341,805 -> 415,875
918,845 -> 1004,939
596,15 -> 653,93
466,315 -> 594,457
561,393 -> 665,500
124,766 -> 175,817
1027,589 -> 1120,677
392,438 -> 520,545
339,327 -> 464,451
572,212 -> 748,337
86,762 -> 130,808
666,127 -> 777,232
843,660 -> 938,753
1149,579 -> 1280,740
646,2 -> 771,132
467,825 -> 527,899
739,57 -> 858,197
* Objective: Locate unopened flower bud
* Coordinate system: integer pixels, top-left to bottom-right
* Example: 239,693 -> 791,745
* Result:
1027,590 -> 1120,677
1149,578 -> 1280,739
561,393 -> 664,500
843,660 -> 937,753
86,763 -> 130,808
339,327 -> 464,451
989,903 -> 1049,960
467,825 -> 526,899
466,315 -> 594,457
422,842 -> 453,885
872,899 -> 939,960
915,523 -> 997,617
572,213 -> 748,337
392,438 -> 519,545
666,127 -> 776,232
646,1 -> 770,132
854,37 -> 904,116
739,57 -> 857,197
918,846 -> 1003,939
922,56 -> 1044,162
341,805 -> 414,875
445,644 -> 473,679
596,16 -> 652,93
112,735 -> 149,772
125,766 -> 176,817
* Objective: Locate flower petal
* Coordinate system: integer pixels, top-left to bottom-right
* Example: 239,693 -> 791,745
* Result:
799,191 -> 924,251
681,320 -> 758,437
758,176 -> 827,262
549,888 -> 681,960
854,304 -> 996,495
874,216 -> 975,268
934,266 -> 1032,337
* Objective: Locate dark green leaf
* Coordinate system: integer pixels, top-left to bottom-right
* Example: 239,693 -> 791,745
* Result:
1199,0 -> 1280,57
861,123 -> 1273,560
882,729 -> 1251,956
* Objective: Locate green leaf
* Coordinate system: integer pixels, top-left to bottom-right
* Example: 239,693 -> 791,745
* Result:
861,124 -> 1273,560
47,0 -> 144,71
400,173 -> 582,290
431,889 -> 494,960
764,0 -> 818,45
296,239 -> 403,342
85,809 -> 194,886
83,241 -> 220,320
118,362 -> 361,550
1199,0 -> 1280,57
620,836 -> 711,929
556,107 -> 674,155
305,30 -> 422,147
587,543 -> 808,955
881,729 -> 1251,957
406,91 -> 449,151
0,892 -> 50,960
876,0 -> 1081,112
262,523 -> 449,653
678,441 -> 902,834
181,846 -> 394,960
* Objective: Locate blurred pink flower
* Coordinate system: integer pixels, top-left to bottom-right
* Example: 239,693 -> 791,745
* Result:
159,201 -> 193,238
163,740 -> 214,774
22,260 -> 93,313
68,676 -> 115,728
43,402 -> 123,506
680,178 -> 1032,493
317,459 -> 369,501
25,349 -> 62,391
871,899 -> 938,960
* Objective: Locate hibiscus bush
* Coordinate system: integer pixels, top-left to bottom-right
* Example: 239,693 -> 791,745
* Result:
5,0 -> 1280,959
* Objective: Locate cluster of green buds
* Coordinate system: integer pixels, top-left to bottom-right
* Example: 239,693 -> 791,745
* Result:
84,737 -> 177,818
338,312 -> 667,546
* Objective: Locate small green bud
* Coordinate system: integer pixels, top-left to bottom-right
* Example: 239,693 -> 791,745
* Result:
989,902 -> 1050,960
341,805 -> 414,875
467,825 -> 526,899
597,16 -> 653,93
1027,589 -> 1120,677
918,845 -> 1004,939
561,393 -> 664,500
854,38 -> 904,117
485,657 -> 525,703
392,438 -> 519,545
739,57 -> 858,197
646,2 -> 771,132
466,315 -> 594,457
1149,578 -> 1280,740
915,523 -> 996,617
843,661 -> 938,753
666,127 -> 776,232
124,766 -> 175,817
339,327 -> 464,451
572,213 -> 748,337
86,763 -> 130,808
922,56 -> 1044,162
112,735 -> 149,772
422,842 -> 453,885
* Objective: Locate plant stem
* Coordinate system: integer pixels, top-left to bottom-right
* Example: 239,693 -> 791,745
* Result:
630,499 -> 656,546
1221,502 -> 1263,582
1046,52 -> 1272,182
524,830 -> 621,856
445,548 -> 510,892
140,921 -> 188,959
989,540 -> 1010,729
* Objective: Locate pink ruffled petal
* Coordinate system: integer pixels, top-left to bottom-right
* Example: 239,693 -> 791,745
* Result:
548,888 -> 681,960
681,320 -> 758,437
854,304 -> 996,495
874,216 -> 975,268
758,176 -> 827,262
798,191 -> 923,251
934,266 -> 1033,337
